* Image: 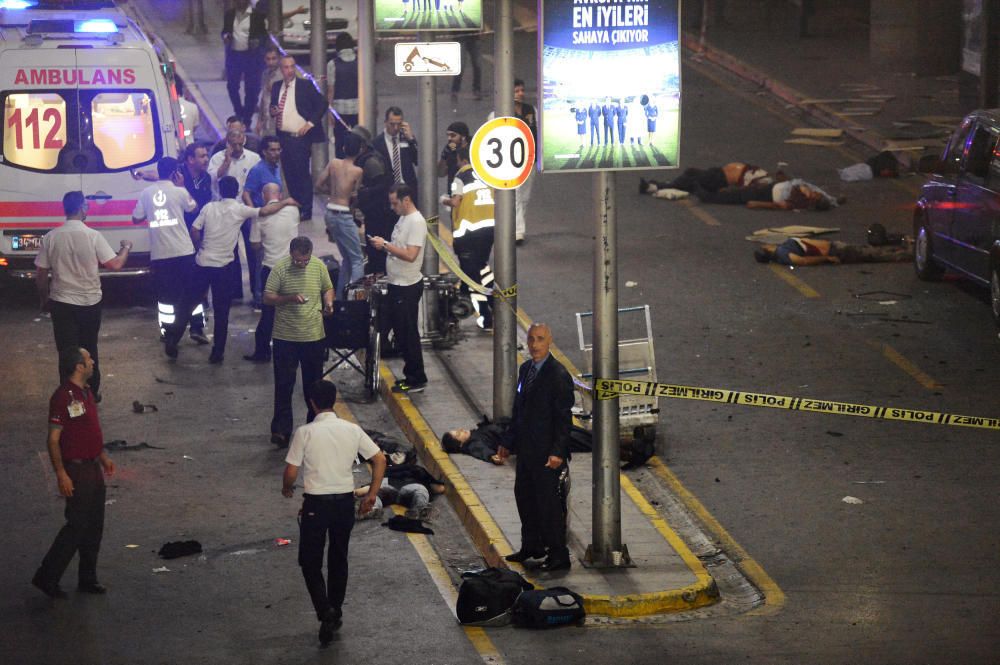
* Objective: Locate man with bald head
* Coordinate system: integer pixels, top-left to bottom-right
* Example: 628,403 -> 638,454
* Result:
497,323 -> 575,572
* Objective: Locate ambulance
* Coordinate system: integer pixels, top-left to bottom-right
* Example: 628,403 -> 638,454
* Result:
0,0 -> 186,279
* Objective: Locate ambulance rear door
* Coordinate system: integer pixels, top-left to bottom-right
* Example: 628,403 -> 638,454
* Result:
0,47 -> 82,276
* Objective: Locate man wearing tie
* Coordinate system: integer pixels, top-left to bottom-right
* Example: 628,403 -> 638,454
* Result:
373,107 -> 419,207
270,55 -> 326,222
496,323 -> 574,573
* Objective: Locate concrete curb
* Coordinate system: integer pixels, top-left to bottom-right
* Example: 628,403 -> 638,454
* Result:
681,31 -> 915,170
377,362 -> 719,618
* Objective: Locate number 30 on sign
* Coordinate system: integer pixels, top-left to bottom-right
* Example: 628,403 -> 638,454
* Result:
470,116 -> 535,190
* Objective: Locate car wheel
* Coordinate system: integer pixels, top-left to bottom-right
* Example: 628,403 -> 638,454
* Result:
914,223 -> 944,281
991,266 -> 1000,329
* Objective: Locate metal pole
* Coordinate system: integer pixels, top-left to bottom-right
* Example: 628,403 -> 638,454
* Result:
358,0 -> 377,132
493,0 -> 516,421
586,171 -> 626,568
419,32 -> 439,277
267,0 -> 282,35
309,0 -> 329,184
981,0 -> 1000,108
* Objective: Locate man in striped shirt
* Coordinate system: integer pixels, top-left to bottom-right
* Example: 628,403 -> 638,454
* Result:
264,236 -> 334,447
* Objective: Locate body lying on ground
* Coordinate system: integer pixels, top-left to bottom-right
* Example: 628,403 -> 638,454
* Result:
754,237 -> 912,266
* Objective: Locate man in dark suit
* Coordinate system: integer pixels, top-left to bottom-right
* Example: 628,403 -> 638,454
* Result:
497,323 -> 574,572
351,126 -> 395,275
221,0 -> 267,127
373,106 -> 419,207
588,101 -> 602,146
270,55 -> 327,221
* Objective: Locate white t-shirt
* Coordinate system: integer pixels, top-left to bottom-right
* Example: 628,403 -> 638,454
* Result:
132,181 -> 197,261
386,210 -> 426,287
250,204 -> 299,268
285,412 -> 381,494
192,199 -> 260,268
34,220 -> 117,306
207,148 -> 261,198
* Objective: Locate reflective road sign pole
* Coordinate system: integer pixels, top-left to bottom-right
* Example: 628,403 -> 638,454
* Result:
419,32 -> 439,277
358,0 -> 377,132
588,170 -> 626,568
493,0 -> 517,421
310,0 -> 328,183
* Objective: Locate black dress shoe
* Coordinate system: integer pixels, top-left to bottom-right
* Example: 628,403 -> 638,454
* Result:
208,350 -> 224,364
270,432 -> 289,448
319,607 -> 342,644
505,549 -> 546,563
77,582 -> 107,594
243,353 -> 271,363
537,558 -> 572,572
31,573 -> 67,599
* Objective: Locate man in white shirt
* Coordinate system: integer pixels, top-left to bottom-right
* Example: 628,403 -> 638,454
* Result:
131,157 -> 206,358
368,184 -> 427,394
246,183 -> 301,362
189,177 -> 297,364
35,192 -> 132,400
282,379 -> 386,644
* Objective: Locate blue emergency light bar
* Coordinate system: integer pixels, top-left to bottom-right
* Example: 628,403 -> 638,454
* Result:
0,0 -> 37,9
27,18 -> 118,33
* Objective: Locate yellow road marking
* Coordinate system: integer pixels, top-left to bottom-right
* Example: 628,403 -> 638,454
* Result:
679,198 -> 721,226
872,342 -> 943,390
647,457 -> 786,615
768,263 -> 821,298
340,404 -> 506,663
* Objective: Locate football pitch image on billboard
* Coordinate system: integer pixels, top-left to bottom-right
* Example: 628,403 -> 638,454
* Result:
539,1 -> 681,173
375,1 -> 483,31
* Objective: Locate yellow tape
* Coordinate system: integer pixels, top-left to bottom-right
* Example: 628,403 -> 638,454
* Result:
423,216 -> 517,305
594,377 -> 1000,432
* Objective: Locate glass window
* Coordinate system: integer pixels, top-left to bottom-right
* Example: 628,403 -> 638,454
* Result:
964,126 -> 997,183
3,93 -> 68,171
941,119 -> 974,176
89,91 -> 157,170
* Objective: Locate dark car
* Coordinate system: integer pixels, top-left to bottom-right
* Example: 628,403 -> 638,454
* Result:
914,109 -> 1000,325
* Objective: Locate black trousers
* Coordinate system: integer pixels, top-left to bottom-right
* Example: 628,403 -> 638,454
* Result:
363,210 -> 395,275
451,35 -> 482,94
387,281 -> 426,385
49,300 -> 102,395
225,47 -> 261,126
454,229 -> 494,327
271,338 -> 325,438
514,458 -> 569,560
659,167 -> 728,193
191,265 -> 232,356
36,459 -> 105,587
154,255 -> 203,341
278,131 -> 314,219
697,184 -> 773,205
299,493 -> 355,620
226,219 -> 260,302
252,266 -> 275,357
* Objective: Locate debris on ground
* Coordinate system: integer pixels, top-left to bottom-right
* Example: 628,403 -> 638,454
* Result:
132,401 -> 159,414
158,540 -> 203,559
104,440 -> 166,451
841,496 -> 864,505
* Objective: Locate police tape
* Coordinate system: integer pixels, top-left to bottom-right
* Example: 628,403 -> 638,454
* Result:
593,378 -> 1000,432
424,217 -> 517,302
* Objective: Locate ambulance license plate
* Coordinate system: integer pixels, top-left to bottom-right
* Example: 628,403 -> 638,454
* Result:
11,234 -> 43,251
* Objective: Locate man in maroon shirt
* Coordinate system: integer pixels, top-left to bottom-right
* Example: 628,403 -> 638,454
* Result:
32,347 -> 116,599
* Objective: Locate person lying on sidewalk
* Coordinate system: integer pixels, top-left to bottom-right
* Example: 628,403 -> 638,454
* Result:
639,162 -> 775,199
441,417 -> 508,465
698,177 -> 842,211
754,237 -> 912,266
354,463 -> 445,521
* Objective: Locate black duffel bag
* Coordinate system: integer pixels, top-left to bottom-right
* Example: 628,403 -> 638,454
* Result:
511,586 -> 586,628
456,567 -> 534,626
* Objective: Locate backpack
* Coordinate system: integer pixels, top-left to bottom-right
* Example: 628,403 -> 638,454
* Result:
456,567 -> 534,626
510,587 -> 586,629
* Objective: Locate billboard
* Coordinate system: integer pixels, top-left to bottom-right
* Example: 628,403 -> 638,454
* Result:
375,1 -> 483,32
539,0 -> 681,173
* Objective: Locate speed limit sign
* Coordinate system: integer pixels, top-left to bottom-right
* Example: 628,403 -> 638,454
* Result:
470,116 -> 535,189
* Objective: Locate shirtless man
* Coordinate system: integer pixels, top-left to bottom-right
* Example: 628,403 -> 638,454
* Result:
315,132 -> 365,298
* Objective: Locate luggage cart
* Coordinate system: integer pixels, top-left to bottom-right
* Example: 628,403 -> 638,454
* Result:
322,278 -> 384,399
574,305 -> 659,444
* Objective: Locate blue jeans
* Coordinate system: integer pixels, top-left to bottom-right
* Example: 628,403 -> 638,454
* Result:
325,208 -> 364,299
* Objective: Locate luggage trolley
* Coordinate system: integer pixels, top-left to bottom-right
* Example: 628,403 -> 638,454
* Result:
322,278 -> 384,399
574,305 -> 659,444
